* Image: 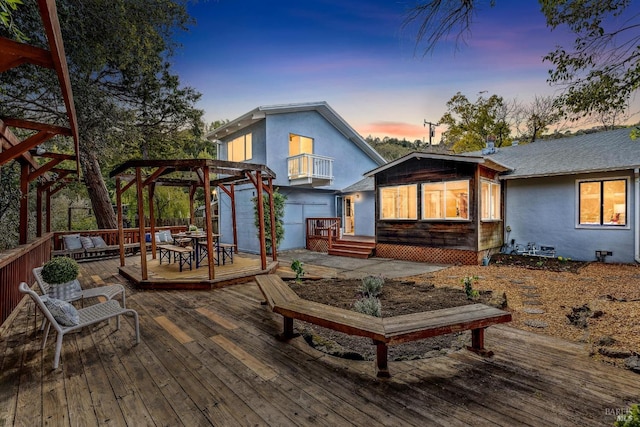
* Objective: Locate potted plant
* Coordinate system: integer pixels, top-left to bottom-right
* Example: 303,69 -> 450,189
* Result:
40,257 -> 81,300
187,224 -> 198,234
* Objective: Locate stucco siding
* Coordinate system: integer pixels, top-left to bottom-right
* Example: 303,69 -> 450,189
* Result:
505,172 -> 636,263
218,185 -> 336,253
352,191 -> 375,236
266,111 -> 379,189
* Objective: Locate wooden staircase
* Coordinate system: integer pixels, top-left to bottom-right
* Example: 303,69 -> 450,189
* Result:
328,238 -> 376,259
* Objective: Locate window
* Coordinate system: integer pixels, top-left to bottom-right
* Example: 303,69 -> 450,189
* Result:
579,179 -> 627,226
380,185 -> 417,219
481,181 -> 501,220
289,133 -> 313,156
422,180 -> 469,220
227,134 -> 252,162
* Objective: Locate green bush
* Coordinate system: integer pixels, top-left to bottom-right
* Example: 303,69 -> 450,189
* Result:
253,188 -> 286,254
353,296 -> 381,317
361,275 -> 384,297
41,257 -> 79,284
462,275 -> 479,300
291,259 -> 305,282
614,404 -> 640,427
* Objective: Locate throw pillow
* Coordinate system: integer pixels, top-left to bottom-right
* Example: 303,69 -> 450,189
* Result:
91,236 -> 108,248
42,296 -> 80,326
63,234 -> 83,250
80,236 -> 95,249
162,230 -> 172,242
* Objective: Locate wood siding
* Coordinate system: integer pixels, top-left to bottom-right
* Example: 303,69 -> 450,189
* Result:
376,158 -> 478,251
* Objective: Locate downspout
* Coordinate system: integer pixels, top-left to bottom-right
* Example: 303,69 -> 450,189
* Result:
635,168 -> 640,263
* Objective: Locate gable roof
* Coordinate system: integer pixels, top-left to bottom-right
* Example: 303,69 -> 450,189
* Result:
205,101 -> 387,166
365,151 -> 511,177
466,128 -> 640,180
342,177 -> 374,193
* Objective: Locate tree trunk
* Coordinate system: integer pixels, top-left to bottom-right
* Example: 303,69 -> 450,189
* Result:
80,145 -> 117,229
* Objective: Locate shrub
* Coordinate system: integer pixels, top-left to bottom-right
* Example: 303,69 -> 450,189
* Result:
614,404 -> 640,427
353,296 -> 381,317
41,257 -> 79,284
291,259 -> 305,282
360,275 -> 384,297
462,275 -> 479,300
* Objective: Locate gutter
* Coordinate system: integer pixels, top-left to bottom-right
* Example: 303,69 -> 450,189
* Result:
636,168 -> 640,263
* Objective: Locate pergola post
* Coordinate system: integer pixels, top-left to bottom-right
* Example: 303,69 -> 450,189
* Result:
19,163 -> 29,244
135,167 -> 148,280
255,171 -> 267,270
116,177 -> 125,266
230,184 -> 238,253
148,183 -> 157,259
202,166 -> 215,280
267,177 -> 277,262
36,185 -> 43,237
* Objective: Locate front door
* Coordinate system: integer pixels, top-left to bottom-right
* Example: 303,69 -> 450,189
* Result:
344,195 -> 355,235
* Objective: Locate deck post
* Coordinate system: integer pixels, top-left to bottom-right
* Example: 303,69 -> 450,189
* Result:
375,341 -> 390,378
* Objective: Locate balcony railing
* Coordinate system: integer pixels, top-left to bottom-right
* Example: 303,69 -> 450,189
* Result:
287,154 -> 333,186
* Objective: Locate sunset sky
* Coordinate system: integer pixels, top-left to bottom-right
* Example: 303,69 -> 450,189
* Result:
172,1 -> 587,141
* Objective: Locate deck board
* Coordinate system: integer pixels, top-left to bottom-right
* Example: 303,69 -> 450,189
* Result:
1,257 -> 639,426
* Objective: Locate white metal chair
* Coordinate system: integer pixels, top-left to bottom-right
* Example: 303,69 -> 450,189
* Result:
33,266 -> 126,307
19,282 -> 140,369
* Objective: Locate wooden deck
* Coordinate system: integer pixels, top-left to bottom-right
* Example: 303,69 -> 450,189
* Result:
1,257 -> 638,426
119,252 -> 279,290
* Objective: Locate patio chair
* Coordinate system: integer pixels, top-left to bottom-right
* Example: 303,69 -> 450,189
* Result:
18,282 -> 140,369
33,266 -> 126,307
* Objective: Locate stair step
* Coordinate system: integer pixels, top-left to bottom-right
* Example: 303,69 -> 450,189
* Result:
331,243 -> 374,251
328,248 -> 372,259
334,240 -> 376,248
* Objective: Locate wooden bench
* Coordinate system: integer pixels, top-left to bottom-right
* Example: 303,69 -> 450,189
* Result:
255,274 -> 512,377
158,244 -> 193,272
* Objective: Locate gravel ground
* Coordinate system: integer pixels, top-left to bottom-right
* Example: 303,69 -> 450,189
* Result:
421,261 -> 640,368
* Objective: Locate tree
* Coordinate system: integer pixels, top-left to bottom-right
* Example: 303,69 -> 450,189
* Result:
405,0 -> 639,118
253,189 -> 287,254
0,0 -> 203,229
522,95 -> 561,142
438,91 -> 511,152
0,0 -> 25,40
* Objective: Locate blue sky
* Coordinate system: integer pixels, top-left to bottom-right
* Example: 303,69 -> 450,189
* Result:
173,1 -> 578,141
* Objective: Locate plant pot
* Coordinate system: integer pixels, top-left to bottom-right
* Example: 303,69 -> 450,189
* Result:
48,279 -> 83,301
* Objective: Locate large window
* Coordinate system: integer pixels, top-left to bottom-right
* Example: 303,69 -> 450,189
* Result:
289,133 -> 313,156
227,134 -> 252,162
380,185 -> 417,220
481,180 -> 501,220
422,180 -> 469,220
579,179 -> 627,226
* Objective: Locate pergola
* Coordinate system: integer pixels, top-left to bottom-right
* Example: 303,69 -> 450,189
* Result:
0,0 -> 80,244
109,158 -> 278,283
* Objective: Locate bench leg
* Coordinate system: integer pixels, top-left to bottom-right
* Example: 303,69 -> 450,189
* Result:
276,317 -> 300,341
467,327 -> 494,357
375,341 -> 390,378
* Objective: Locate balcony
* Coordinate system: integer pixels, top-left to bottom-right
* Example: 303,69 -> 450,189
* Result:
287,153 -> 333,187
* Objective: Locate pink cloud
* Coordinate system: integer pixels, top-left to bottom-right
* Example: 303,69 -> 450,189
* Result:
359,121 -> 426,139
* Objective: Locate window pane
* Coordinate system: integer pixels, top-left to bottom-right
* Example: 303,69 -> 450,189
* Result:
491,183 -> 500,219
446,180 -> 468,219
423,183 -> 444,219
380,185 -> 417,219
579,182 -> 601,224
245,134 -> 252,160
481,182 -> 490,219
604,180 -> 626,225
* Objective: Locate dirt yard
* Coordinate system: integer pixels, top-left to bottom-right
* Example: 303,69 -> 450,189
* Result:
290,255 -> 640,371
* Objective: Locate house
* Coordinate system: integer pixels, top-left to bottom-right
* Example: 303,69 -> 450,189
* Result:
367,128 -> 640,264
206,102 -> 386,253
366,152 -> 510,265
469,128 -> 640,264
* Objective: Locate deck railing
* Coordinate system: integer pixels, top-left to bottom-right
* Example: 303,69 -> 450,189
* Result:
52,226 -> 187,250
306,217 -> 341,252
287,154 -> 333,181
0,234 -> 51,328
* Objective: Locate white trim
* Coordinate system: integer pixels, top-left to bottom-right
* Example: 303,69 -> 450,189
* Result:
575,176 -> 631,229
